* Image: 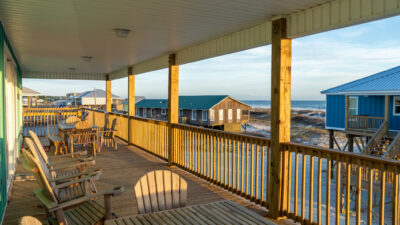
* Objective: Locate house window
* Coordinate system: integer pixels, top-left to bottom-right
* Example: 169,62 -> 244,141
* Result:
180,109 -> 183,117
394,96 -> 400,115
192,110 -> 197,120
202,110 -> 208,121
143,108 -> 147,118
135,108 -> 139,115
237,109 -> 241,120
150,108 -> 154,117
161,108 -> 166,115
210,110 -> 214,121
242,109 -> 248,115
219,109 -> 224,121
228,109 -> 232,120
349,97 -> 358,116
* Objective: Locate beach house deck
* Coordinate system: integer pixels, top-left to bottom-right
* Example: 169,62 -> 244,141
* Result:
1,1 -> 400,225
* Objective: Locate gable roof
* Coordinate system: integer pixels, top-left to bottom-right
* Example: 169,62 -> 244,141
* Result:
321,66 -> 400,95
73,89 -> 122,99
121,96 -> 146,105
136,95 -> 231,110
22,87 -> 40,96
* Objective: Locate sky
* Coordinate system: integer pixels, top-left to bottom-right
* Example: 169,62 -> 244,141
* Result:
22,15 -> 400,101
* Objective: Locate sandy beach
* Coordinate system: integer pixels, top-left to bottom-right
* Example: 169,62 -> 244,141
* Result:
244,107 -> 347,148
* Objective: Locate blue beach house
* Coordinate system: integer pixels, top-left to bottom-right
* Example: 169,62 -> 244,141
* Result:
322,66 -> 400,154
322,66 -> 400,134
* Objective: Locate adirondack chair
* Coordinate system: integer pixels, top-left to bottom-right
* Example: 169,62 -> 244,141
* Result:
134,170 -> 187,214
101,118 -> 117,151
25,137 -> 99,193
30,130 -> 93,169
65,115 -> 81,124
19,216 -> 42,225
69,121 -> 97,156
22,143 -> 124,224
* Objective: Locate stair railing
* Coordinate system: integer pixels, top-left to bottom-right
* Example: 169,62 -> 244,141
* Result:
384,132 -> 400,159
364,121 -> 388,155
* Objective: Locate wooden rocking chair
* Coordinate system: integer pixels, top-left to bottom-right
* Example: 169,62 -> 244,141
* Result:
22,145 -> 124,224
134,170 -> 187,214
101,118 -> 117,151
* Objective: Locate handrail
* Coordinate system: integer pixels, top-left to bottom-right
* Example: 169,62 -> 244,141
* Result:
347,115 -> 385,131
385,132 -> 400,159
364,121 -> 388,155
348,115 -> 384,120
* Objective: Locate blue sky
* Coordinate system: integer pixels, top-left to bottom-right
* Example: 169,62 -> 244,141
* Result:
23,15 -> 400,100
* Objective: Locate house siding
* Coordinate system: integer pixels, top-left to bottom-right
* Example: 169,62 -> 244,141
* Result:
357,96 -> 385,117
326,95 -> 345,129
389,96 -> 400,131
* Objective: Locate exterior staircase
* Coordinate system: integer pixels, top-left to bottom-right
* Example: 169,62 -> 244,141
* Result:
364,121 -> 400,159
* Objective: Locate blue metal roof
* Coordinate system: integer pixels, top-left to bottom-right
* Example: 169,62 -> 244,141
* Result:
321,65 -> 400,95
135,95 -> 229,110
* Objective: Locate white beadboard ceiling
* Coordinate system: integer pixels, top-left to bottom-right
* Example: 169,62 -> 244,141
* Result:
1,0 -> 400,80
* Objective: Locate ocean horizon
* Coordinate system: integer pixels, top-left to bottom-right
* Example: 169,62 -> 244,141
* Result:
242,100 -> 325,110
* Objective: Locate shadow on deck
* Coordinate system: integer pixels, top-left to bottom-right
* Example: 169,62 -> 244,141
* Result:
4,138 -> 289,225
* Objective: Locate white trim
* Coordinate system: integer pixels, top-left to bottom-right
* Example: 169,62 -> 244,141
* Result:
219,109 -> 224,121
325,126 -> 345,131
192,110 -> 197,120
202,110 -> 208,121
237,109 -> 241,120
324,91 -> 400,96
228,109 -> 232,120
393,96 -> 400,116
143,108 -> 147,118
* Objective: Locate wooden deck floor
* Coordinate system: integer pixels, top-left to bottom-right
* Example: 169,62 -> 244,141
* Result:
3,138 -> 290,225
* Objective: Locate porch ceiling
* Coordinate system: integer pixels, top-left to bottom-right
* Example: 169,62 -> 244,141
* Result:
0,0 -> 330,79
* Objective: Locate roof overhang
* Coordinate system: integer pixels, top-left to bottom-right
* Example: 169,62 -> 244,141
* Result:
324,91 -> 400,96
1,0 -> 400,80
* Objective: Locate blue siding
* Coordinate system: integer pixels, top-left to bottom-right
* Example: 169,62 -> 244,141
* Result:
326,95 -> 345,129
389,96 -> 400,131
357,96 -> 384,117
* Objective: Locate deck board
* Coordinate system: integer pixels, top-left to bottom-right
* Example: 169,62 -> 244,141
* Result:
3,138 -> 289,225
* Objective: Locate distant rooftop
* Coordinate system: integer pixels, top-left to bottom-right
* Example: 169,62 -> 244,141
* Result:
136,95 -> 231,110
122,96 -> 146,105
22,87 -> 40,96
321,66 -> 400,95
73,89 -> 122,99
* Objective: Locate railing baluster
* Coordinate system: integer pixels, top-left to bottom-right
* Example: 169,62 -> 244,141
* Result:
393,170 -> 399,225
302,152 -> 306,221
287,148 -> 292,214
356,162 -> 362,225
310,154 -> 314,223
380,170 -> 386,225
261,144 -> 265,203
346,161 -> 351,225
317,154 -> 322,225
294,150 -> 299,217
368,168 -> 373,225
336,159 -> 341,225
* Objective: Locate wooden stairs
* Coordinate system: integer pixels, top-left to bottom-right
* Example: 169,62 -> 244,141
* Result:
364,121 -> 400,159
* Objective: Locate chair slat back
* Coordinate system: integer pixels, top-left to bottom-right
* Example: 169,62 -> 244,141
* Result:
104,117 -> 109,130
29,131 -> 49,164
72,128 -> 94,145
19,216 -> 42,225
134,170 -> 187,214
22,139 -> 58,203
110,118 -> 117,131
24,137 -> 55,180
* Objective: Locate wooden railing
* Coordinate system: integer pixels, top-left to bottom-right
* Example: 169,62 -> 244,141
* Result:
23,107 -> 80,113
281,142 -> 400,225
386,132 -> 400,159
347,115 -> 385,132
23,108 -> 80,137
82,109 -> 400,224
364,121 -> 388,155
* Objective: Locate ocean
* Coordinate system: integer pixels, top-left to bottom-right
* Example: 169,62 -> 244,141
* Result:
242,100 -> 325,110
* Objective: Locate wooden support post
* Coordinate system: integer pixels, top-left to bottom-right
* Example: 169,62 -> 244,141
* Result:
384,95 -> 389,132
168,54 -> 179,166
106,74 -> 111,112
269,18 -> 291,219
329,129 -> 334,149
28,96 -> 32,107
128,66 -> 135,145
348,135 -> 354,152
345,95 -> 349,131
34,96 -> 38,106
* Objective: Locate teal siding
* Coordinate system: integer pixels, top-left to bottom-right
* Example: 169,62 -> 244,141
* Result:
326,95 -> 345,129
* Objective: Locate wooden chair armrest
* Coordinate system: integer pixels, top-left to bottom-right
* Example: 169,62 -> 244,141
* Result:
50,160 -> 95,171
55,173 -> 101,189
49,186 -> 124,212
50,169 -> 102,182
48,151 -> 88,160
48,156 -> 93,167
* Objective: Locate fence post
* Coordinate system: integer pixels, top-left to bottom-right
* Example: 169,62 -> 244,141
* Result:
167,54 -> 179,166
269,18 -> 291,219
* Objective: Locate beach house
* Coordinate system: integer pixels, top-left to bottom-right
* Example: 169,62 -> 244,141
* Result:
72,89 -> 123,107
135,95 -> 250,132
322,66 -> 400,155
